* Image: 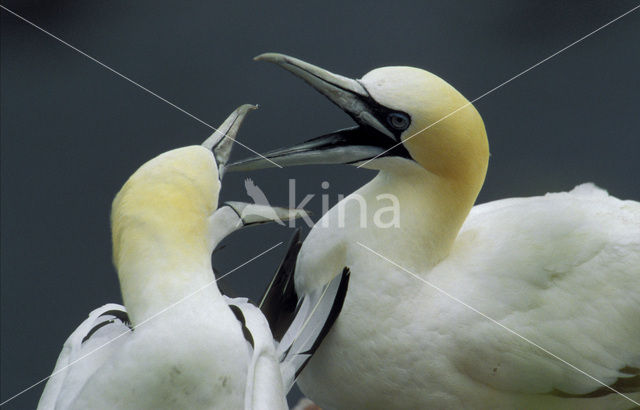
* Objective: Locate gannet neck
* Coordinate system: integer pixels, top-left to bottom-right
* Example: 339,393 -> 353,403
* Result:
362,68 -> 489,264
112,230 -> 219,326
373,163 -> 482,267
111,146 -> 221,325
295,162 -> 481,294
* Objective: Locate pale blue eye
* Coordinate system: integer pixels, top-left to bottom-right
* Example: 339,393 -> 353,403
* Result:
387,112 -> 410,131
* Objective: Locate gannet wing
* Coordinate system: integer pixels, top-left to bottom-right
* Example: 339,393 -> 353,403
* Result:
258,232 -> 349,391
37,304 -> 132,410
258,231 -> 351,389
225,297 -> 288,410
259,229 -> 303,340
441,185 -> 640,403
277,267 -> 349,390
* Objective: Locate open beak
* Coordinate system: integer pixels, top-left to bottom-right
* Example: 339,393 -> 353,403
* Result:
226,53 -> 411,171
202,104 -> 258,177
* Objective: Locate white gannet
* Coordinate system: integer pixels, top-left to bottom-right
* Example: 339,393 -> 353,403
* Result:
228,54 -> 640,409
37,104 -> 350,410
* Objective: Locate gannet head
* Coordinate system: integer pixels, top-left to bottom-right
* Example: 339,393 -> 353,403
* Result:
228,53 -> 489,189
111,104 -> 257,275
111,105 -> 309,323
112,103 -> 307,270
110,107 -> 242,324
111,145 -> 221,272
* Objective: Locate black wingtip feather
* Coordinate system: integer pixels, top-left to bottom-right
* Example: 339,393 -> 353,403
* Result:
229,304 -> 255,349
98,309 -> 131,326
259,229 -> 303,340
295,267 -> 351,378
82,309 -> 132,344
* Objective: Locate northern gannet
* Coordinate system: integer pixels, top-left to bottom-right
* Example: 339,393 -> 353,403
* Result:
228,54 -> 640,409
37,104 -> 350,410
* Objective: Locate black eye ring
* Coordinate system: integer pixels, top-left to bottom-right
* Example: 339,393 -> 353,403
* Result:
387,112 -> 410,131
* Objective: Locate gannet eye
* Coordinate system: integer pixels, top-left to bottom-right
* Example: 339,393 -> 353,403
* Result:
387,112 -> 410,131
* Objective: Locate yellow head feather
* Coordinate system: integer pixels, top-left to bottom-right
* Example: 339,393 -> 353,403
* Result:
111,146 -> 219,274
361,67 -> 489,189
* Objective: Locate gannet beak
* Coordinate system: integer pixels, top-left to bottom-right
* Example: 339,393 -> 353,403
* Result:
226,53 -> 411,172
202,104 -> 258,177
224,201 -> 309,227
209,201 -> 309,259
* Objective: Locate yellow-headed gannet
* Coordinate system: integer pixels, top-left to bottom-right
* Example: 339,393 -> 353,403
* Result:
37,104 -> 350,410
229,54 -> 640,409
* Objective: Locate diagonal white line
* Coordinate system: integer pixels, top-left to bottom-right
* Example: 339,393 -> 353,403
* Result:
0,242 -> 282,407
357,4 -> 640,168
356,241 -> 639,406
0,4 -> 282,169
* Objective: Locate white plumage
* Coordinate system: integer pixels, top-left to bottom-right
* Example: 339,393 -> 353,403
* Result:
38,105 -> 315,409
228,54 -> 640,409
295,182 -> 639,409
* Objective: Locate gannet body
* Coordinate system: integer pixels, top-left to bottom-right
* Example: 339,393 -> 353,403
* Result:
229,55 -> 640,409
37,105 -> 348,409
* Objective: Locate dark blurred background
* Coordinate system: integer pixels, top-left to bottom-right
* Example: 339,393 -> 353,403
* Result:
2,1 -> 639,408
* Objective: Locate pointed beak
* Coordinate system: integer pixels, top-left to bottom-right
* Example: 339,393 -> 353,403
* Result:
209,202 -> 309,249
224,201 -> 308,226
226,54 -> 411,172
227,126 -> 400,170
202,104 -> 258,177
